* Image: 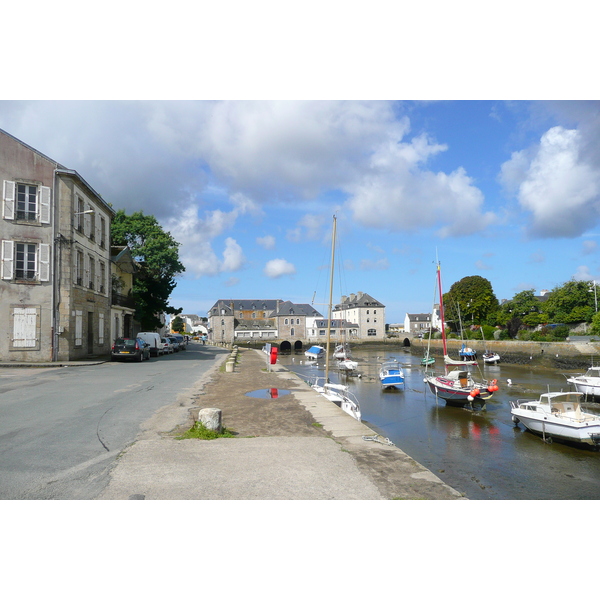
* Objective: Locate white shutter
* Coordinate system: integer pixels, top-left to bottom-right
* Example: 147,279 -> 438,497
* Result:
38,243 -> 51,282
3,180 -> 15,220
84,209 -> 91,237
1,240 -> 14,279
99,312 -> 105,345
39,186 -> 51,224
75,310 -> 83,346
13,307 -> 37,347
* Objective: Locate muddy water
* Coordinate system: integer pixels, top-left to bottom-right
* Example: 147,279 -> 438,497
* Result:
277,348 -> 600,500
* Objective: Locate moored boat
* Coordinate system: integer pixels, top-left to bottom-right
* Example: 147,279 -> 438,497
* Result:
424,260 -> 498,406
312,378 -> 361,421
566,366 -> 600,398
305,345 -> 325,360
379,360 -> 404,389
483,351 -> 500,364
510,391 -> 600,446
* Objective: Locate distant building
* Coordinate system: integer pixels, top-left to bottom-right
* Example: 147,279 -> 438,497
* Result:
404,305 -> 442,334
332,291 -> 386,339
110,246 -> 137,341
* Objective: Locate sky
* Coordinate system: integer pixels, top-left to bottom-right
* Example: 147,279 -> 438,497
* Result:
2,4 -> 599,326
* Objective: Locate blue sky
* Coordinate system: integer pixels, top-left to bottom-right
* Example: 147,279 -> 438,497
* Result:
2,4 -> 598,325
2,100 -> 599,324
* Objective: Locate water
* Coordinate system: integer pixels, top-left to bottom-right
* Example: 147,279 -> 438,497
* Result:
278,347 -> 600,500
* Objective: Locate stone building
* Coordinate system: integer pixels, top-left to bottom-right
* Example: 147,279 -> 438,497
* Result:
332,291 -> 386,339
110,246 -> 137,341
1,128 -> 115,361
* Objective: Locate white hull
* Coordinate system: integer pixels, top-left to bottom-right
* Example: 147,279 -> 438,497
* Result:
312,381 -> 361,421
511,392 -> 600,446
483,353 -> 500,364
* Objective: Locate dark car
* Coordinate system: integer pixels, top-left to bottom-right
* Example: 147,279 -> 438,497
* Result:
111,337 -> 150,362
170,333 -> 186,350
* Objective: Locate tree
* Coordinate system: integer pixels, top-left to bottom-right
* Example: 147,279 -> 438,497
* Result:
543,280 -> 596,324
496,289 -> 547,328
442,275 -> 499,330
111,210 -> 185,330
171,315 -> 185,333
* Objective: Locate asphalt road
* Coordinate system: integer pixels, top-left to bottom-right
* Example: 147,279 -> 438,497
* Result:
0,343 -> 228,499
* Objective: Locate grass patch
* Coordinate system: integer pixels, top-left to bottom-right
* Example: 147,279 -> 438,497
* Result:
312,422 -> 323,428
176,422 -> 236,440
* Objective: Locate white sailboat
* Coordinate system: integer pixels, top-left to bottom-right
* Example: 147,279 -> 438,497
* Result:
311,215 -> 361,421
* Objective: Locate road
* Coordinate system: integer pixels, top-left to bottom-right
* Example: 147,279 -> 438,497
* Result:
0,343 -> 228,499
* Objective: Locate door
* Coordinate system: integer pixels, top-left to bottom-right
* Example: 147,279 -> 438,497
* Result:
87,312 -> 94,354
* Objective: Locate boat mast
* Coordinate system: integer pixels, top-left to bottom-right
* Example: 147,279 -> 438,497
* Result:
437,261 -> 448,365
325,215 -> 337,383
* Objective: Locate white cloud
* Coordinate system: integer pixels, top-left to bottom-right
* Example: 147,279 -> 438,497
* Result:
256,235 -> 276,250
263,258 -> 296,278
583,240 -> 597,255
500,126 -> 600,238
475,260 -> 492,270
360,258 -> 389,271
573,265 -> 593,281
221,237 -> 245,271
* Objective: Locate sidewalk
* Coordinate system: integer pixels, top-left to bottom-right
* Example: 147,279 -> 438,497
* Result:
98,348 -> 466,500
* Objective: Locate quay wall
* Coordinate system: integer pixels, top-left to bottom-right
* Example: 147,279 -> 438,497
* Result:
407,338 -> 599,370
215,337 -> 600,370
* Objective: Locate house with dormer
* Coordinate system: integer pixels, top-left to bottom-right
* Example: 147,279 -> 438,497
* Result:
332,291 -> 385,339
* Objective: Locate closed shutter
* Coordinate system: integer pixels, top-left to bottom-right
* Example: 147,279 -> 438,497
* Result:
39,186 -> 51,224
1,240 -> 14,279
13,307 -> 37,347
99,312 -> 105,345
38,243 -> 51,281
84,254 -> 89,288
3,180 -> 15,220
75,311 -> 83,346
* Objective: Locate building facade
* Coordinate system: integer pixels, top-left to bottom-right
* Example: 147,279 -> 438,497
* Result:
110,246 -> 137,342
1,128 -> 115,362
332,291 -> 386,339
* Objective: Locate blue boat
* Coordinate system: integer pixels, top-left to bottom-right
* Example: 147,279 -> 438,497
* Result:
305,345 -> 325,360
458,343 -> 477,362
379,360 -> 404,389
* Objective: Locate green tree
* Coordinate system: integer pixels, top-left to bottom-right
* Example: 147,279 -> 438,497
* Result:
496,290 -> 547,328
111,210 -> 185,330
171,315 -> 185,333
543,280 -> 596,324
442,275 -> 499,330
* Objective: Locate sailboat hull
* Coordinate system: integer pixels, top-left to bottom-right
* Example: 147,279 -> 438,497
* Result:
426,376 -> 493,405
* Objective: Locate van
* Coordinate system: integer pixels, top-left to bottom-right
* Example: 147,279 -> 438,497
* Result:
137,332 -> 164,357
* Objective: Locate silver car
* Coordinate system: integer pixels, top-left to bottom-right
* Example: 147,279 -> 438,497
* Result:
161,338 -> 174,354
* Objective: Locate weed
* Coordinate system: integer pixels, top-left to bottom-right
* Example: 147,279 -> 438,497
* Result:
176,421 -> 236,440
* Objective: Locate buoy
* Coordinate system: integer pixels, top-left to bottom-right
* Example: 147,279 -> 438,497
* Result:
471,388 -> 481,396
507,378 -> 512,385
467,395 -> 475,401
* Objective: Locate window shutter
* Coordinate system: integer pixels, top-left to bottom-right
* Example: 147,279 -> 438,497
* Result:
84,254 -> 89,287
38,243 -> 51,282
3,180 -> 15,220
39,186 -> 51,224
75,310 -> 83,346
13,307 -> 37,347
1,240 -> 14,279
99,312 -> 105,345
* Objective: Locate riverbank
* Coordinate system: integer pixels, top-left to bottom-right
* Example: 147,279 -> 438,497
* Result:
98,347 -> 465,500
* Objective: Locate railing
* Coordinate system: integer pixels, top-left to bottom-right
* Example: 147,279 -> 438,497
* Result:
111,292 -> 136,308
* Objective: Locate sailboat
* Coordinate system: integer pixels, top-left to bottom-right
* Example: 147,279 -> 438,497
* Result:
423,260 -> 498,406
311,216 -> 361,421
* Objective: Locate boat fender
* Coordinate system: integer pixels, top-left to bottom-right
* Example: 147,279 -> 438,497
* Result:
471,388 -> 481,396
487,379 -> 499,392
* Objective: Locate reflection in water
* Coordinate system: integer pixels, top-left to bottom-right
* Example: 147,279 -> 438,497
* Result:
278,348 -> 600,500
245,388 -> 291,399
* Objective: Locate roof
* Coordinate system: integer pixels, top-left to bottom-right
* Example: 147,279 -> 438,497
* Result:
0,128 -> 115,217
335,291 -> 385,310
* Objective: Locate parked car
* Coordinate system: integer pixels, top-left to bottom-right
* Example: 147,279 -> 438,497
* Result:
111,338 -> 150,362
170,333 -> 187,350
137,332 -> 164,357
167,336 -> 180,352
161,338 -> 174,354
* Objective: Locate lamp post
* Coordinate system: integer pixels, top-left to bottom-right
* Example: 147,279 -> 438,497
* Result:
590,281 -> 598,313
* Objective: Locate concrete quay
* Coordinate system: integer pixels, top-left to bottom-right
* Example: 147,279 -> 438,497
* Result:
98,348 -> 465,500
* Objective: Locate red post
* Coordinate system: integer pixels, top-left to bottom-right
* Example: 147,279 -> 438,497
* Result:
270,347 -> 278,365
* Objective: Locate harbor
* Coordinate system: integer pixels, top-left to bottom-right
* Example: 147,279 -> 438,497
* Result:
277,345 -> 600,500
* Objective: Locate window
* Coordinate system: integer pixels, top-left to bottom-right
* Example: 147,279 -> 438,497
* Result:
77,198 -> 84,232
291,328 -> 295,336
75,310 -> 83,346
89,209 -> 95,241
284,319 -> 289,325
3,181 -> 51,223
100,217 -> 106,248
88,256 -> 95,290
16,184 -> 37,221
76,250 -> 83,286
99,261 -> 106,294
98,312 -> 105,345
296,319 -> 300,325
1,241 -> 50,282
367,328 -> 376,336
